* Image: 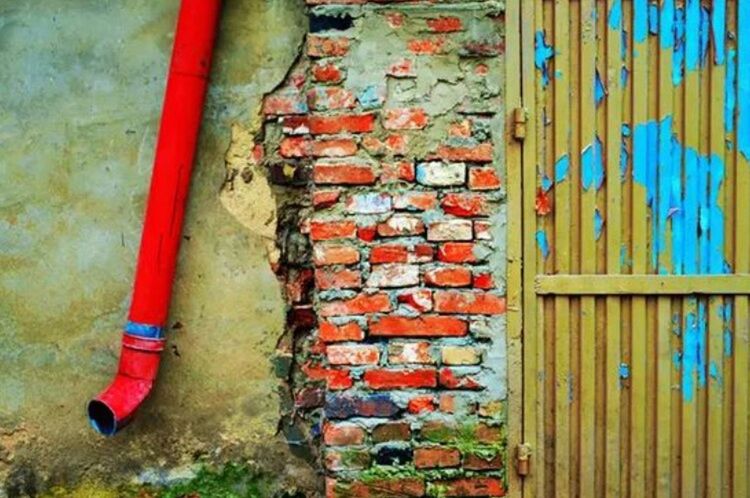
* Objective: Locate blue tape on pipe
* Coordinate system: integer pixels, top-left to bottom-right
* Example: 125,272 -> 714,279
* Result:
125,321 -> 165,339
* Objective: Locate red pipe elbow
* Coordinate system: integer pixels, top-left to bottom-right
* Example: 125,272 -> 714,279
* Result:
88,0 -> 222,436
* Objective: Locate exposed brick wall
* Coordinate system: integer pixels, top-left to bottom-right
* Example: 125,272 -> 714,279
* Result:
261,2 -> 508,496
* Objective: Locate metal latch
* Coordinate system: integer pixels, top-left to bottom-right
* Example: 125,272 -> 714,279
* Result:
512,107 -> 528,141
516,443 -> 532,477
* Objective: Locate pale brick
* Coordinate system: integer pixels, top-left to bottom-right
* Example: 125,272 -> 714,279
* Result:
366,264 -> 419,288
416,162 -> 466,187
427,219 -> 473,241
441,346 -> 481,365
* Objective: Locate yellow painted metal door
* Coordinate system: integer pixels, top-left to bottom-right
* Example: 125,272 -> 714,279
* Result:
505,0 -> 750,497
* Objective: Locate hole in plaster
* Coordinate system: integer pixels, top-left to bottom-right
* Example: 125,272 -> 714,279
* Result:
309,14 -> 353,33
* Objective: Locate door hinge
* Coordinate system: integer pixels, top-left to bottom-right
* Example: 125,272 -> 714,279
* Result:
512,107 -> 528,141
516,443 -> 532,477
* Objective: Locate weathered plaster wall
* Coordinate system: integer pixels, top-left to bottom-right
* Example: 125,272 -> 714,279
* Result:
0,1 -> 316,495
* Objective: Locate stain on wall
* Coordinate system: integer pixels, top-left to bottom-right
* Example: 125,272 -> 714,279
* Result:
0,0 -> 318,495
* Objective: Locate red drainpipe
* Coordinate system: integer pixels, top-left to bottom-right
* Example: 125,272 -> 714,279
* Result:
88,0 -> 222,436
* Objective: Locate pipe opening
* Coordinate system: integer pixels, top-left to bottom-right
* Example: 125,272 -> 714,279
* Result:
87,400 -> 117,436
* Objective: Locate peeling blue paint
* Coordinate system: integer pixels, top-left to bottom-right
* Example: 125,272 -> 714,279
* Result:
541,174 -> 553,193
683,147 -> 699,274
620,124 -> 630,180
724,330 -> 733,358
709,361 -> 721,385
632,122 -> 648,187
595,70 -> 606,107
660,0 -> 674,49
594,209 -> 604,241
712,0 -> 726,65
673,7 -> 686,85
621,66 -> 629,87
648,3 -> 659,35
708,153 -> 725,274
720,303 -> 733,322
535,30 -> 555,88
685,0 -> 700,71
535,230 -> 550,259
726,49 -> 736,133
698,155 -> 710,274
656,116 -> 673,273
608,0 -> 622,31
681,303 -> 703,402
738,2 -> 750,160
619,363 -> 630,380
581,136 -> 604,190
634,0 -> 648,44
555,154 -> 570,183
699,7 -> 711,67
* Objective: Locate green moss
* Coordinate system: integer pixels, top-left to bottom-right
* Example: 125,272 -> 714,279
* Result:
41,464 -> 305,498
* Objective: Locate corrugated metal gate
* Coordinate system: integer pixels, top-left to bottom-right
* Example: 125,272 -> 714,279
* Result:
504,1 -> 750,497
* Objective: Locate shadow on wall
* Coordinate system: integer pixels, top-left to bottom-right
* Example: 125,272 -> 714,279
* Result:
0,0 -> 318,495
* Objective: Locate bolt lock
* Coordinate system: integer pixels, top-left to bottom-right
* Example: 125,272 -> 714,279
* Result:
516,443 -> 532,477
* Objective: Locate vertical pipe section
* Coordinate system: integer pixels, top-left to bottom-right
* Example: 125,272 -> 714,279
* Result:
87,0 -> 222,436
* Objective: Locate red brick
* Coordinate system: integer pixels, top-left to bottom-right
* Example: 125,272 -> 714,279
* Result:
314,163 -> 375,185
438,368 -> 482,390
438,477 -> 505,497
414,447 -> 461,468
474,220 -> 492,240
380,161 -> 415,182
473,272 -> 494,289
363,135 -> 410,156
325,449 -> 370,471
388,341 -> 434,364
426,16 -> 463,33
408,37 -> 447,55
377,215 -> 425,237
441,193 -> 489,217
309,114 -> 375,134
437,242 -> 478,263
310,220 -> 357,241
370,244 -> 409,264
463,453 -> 503,470
385,12 -> 405,28
449,120 -> 472,138
397,289 -> 433,312
383,107 -> 428,130
312,139 -> 358,157
424,266 -> 472,287
313,189 -> 341,209
354,224 -> 376,242
408,395 -> 437,414
280,137 -> 357,158
393,192 -> 438,211
312,61 -> 344,83
285,268 -> 314,303
313,244 -> 359,266
371,422 -> 411,442
363,368 -> 437,390
342,479 -> 425,498
369,315 -> 467,337
307,35 -> 350,57
327,344 -> 380,365
469,166 -> 502,190
280,115 -> 310,135
302,362 -> 353,390
387,58 -> 416,77
437,143 -> 494,163
323,423 -> 366,445
316,268 -> 361,290
262,93 -> 307,115
307,87 -> 356,111
320,292 -> 392,317
475,423 -> 503,443
370,243 -> 432,264
319,321 -> 365,342
434,291 -> 506,315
